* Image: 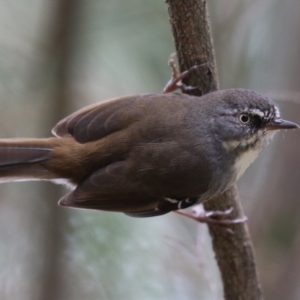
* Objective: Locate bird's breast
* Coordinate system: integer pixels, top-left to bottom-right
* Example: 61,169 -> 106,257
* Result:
233,148 -> 260,181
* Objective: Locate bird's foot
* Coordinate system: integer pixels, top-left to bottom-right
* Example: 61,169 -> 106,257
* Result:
175,204 -> 247,226
162,53 -> 208,93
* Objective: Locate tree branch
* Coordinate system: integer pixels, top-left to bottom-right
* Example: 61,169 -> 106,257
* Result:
165,1 -> 263,299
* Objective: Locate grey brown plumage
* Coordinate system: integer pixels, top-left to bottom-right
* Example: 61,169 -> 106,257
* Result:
0,90 -> 297,217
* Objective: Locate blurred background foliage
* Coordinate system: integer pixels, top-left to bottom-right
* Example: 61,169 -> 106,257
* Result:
0,1 -> 299,299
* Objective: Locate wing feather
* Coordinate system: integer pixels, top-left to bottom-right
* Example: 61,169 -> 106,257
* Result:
52,95 -> 143,143
57,161 -> 176,216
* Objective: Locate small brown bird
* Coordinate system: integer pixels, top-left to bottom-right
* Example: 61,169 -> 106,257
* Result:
0,89 -> 298,217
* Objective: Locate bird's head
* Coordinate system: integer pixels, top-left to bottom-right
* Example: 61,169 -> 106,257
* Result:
207,89 -> 299,153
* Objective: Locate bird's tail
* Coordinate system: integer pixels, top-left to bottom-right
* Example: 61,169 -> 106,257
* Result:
0,138 -> 56,183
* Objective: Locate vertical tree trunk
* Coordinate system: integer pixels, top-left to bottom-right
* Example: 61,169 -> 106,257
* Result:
166,1 -> 263,299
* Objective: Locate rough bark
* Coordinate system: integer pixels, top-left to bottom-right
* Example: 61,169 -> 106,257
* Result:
166,1 -> 263,299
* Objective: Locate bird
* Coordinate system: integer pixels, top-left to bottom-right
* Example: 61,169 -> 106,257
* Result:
0,89 -> 298,217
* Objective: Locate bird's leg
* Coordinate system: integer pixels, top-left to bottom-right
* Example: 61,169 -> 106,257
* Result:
175,204 -> 247,226
162,53 -> 208,93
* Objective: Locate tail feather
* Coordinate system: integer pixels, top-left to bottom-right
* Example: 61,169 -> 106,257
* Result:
0,139 -> 54,182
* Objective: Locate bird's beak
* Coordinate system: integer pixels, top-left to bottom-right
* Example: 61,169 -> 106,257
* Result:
266,118 -> 299,131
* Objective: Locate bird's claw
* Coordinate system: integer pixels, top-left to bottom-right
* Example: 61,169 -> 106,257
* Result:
162,53 -> 208,94
175,204 -> 248,226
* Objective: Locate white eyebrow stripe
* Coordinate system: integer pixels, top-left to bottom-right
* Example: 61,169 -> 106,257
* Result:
249,109 -> 265,117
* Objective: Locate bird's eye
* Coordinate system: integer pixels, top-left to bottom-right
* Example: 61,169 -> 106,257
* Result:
239,114 -> 251,124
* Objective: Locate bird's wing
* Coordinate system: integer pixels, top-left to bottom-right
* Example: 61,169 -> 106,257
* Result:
57,161 -> 174,217
59,191 -> 170,217
52,95 -> 146,143
124,210 -> 169,217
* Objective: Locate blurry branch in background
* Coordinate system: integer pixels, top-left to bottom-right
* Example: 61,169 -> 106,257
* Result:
37,1 -> 81,299
165,1 -> 263,299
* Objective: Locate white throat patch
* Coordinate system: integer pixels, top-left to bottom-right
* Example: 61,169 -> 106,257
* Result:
234,148 -> 260,180
223,130 -> 276,181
